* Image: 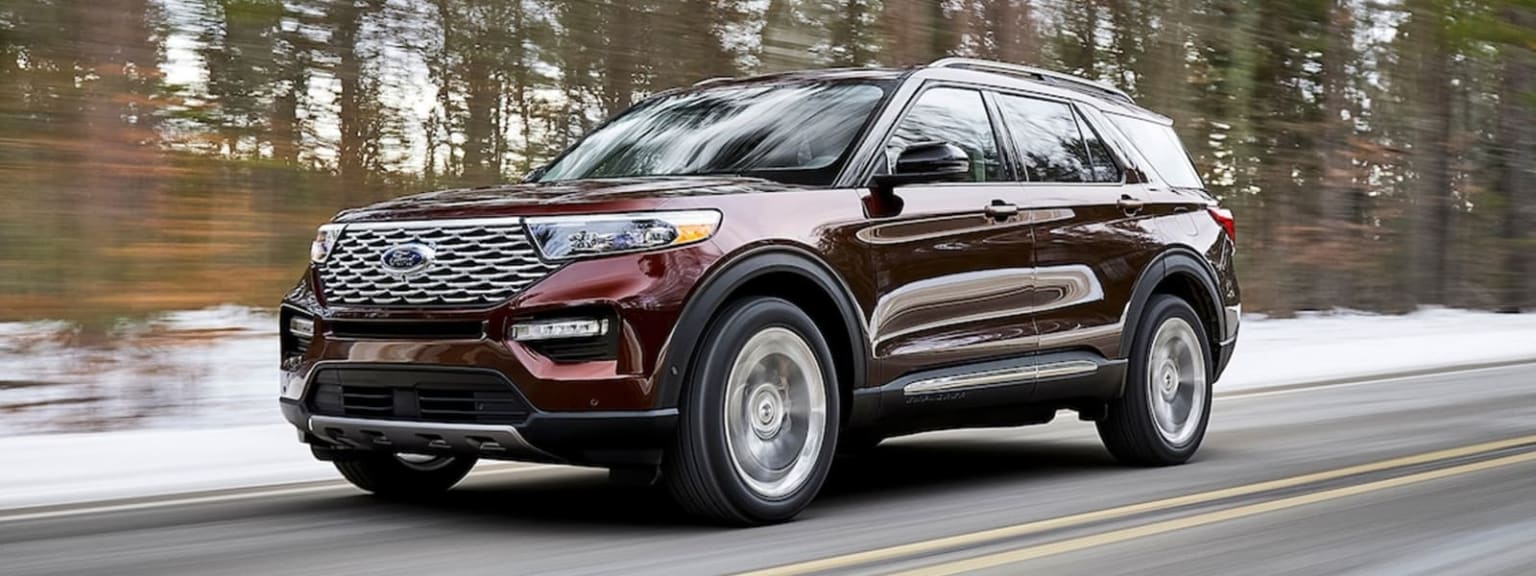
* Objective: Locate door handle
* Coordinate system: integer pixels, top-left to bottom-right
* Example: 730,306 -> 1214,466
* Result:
985,200 -> 1019,220
1117,194 -> 1146,215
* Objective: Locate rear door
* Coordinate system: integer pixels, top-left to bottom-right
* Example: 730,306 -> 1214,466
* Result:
991,93 -> 1162,366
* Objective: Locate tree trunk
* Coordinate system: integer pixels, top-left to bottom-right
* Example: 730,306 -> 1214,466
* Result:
880,0 -> 927,66
1315,0 -> 1353,308
332,1 -> 366,202
1497,6 -> 1536,311
1409,3 -> 1453,306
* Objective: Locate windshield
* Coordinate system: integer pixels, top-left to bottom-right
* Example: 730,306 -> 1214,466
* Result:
539,81 -> 889,186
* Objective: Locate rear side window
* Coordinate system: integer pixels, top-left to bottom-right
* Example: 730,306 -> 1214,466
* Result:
1109,115 -> 1204,188
994,95 -> 1091,183
1078,113 -> 1123,183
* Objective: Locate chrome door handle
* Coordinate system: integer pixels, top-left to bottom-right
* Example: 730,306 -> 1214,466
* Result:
985,201 -> 1019,220
1117,195 -> 1146,215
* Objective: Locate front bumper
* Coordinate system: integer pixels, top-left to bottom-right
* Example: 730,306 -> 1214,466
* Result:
279,241 -> 723,467
282,398 -> 677,467
282,240 -> 726,410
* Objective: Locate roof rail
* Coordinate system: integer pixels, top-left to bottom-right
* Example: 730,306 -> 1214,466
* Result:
693,76 -> 734,87
928,57 -> 1134,104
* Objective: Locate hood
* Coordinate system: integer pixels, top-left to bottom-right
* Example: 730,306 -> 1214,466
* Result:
334,176 -> 806,222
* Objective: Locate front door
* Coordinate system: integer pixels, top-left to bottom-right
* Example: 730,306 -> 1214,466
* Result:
855,86 -> 1038,386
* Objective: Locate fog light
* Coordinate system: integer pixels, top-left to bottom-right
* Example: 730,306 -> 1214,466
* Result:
510,318 -> 609,341
288,316 -> 315,338
280,370 -> 306,400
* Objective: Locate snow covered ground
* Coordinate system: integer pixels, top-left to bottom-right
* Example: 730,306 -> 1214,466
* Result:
1221,307 -> 1536,390
2,306 -> 1533,510
0,305 -> 278,436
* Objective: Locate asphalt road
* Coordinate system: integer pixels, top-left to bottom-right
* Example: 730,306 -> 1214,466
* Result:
3,364 -> 1534,576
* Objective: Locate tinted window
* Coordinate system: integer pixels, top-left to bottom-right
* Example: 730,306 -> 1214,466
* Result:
883,87 -> 1004,182
540,81 -> 887,186
1079,113 -> 1123,183
1109,115 -> 1204,188
995,95 -> 1091,183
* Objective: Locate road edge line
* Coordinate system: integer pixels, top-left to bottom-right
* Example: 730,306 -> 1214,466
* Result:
1216,356 -> 1536,399
0,463 -> 563,524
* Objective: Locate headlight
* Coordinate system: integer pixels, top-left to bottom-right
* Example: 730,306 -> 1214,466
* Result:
310,224 -> 342,263
524,210 -> 721,261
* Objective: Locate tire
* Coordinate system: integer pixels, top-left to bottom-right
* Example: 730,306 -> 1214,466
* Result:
1097,295 -> 1212,466
664,297 -> 841,525
334,453 -> 477,499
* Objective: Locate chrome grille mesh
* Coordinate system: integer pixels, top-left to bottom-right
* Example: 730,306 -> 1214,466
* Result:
317,219 -> 556,307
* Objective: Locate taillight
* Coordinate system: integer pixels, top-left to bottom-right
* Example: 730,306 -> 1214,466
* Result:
1207,206 -> 1235,242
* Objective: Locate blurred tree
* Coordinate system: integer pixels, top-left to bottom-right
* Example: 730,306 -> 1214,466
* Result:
1402,0 -> 1457,306
1314,0 -> 1361,308
4,0 -> 1536,321
825,0 -> 878,66
1483,0 -> 1536,311
1052,0 -> 1101,77
879,0 -> 948,66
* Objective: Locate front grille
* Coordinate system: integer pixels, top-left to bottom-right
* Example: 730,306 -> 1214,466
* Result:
317,219 -> 558,307
328,319 -> 485,340
307,366 -> 532,425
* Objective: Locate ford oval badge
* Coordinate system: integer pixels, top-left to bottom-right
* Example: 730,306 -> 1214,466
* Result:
379,244 -> 435,278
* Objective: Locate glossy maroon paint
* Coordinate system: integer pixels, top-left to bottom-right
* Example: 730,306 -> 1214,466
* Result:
281,66 -> 1241,417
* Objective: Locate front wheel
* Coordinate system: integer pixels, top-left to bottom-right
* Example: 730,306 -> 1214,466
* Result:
334,453 -> 477,499
1098,295 -> 1213,466
664,297 -> 840,525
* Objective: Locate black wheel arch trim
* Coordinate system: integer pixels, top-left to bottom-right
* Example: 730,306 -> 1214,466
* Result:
653,244 -> 871,410
1120,246 -> 1226,363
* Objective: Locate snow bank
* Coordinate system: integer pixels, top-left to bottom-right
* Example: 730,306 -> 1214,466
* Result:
1,307 -> 1533,510
1220,307 -> 1536,391
0,306 -> 279,436
1,424 -> 333,509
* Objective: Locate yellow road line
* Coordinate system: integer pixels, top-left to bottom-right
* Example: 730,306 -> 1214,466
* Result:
893,450 -> 1536,575
738,434 -> 1536,576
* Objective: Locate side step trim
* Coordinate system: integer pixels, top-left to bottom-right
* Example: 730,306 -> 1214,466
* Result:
904,364 -> 1036,396
1036,360 -> 1102,381
903,360 -> 1100,396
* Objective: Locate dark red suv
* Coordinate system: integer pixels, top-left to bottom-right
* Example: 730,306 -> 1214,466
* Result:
280,58 -> 1241,524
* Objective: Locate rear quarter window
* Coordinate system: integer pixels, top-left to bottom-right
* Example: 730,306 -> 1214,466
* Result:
1109,115 -> 1203,189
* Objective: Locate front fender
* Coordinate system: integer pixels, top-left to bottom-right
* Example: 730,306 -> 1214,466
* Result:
650,244 -> 869,410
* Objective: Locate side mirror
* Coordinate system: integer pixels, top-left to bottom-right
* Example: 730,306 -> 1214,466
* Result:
872,142 -> 971,192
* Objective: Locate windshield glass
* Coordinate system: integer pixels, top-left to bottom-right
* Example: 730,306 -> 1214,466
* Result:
539,81 -> 889,186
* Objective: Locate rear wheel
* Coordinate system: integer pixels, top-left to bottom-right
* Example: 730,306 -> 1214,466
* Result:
1098,295 -> 1212,466
334,453 -> 477,498
664,297 -> 840,525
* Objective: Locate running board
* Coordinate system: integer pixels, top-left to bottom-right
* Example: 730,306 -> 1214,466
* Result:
904,360 -> 1100,396
847,351 -> 1128,430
